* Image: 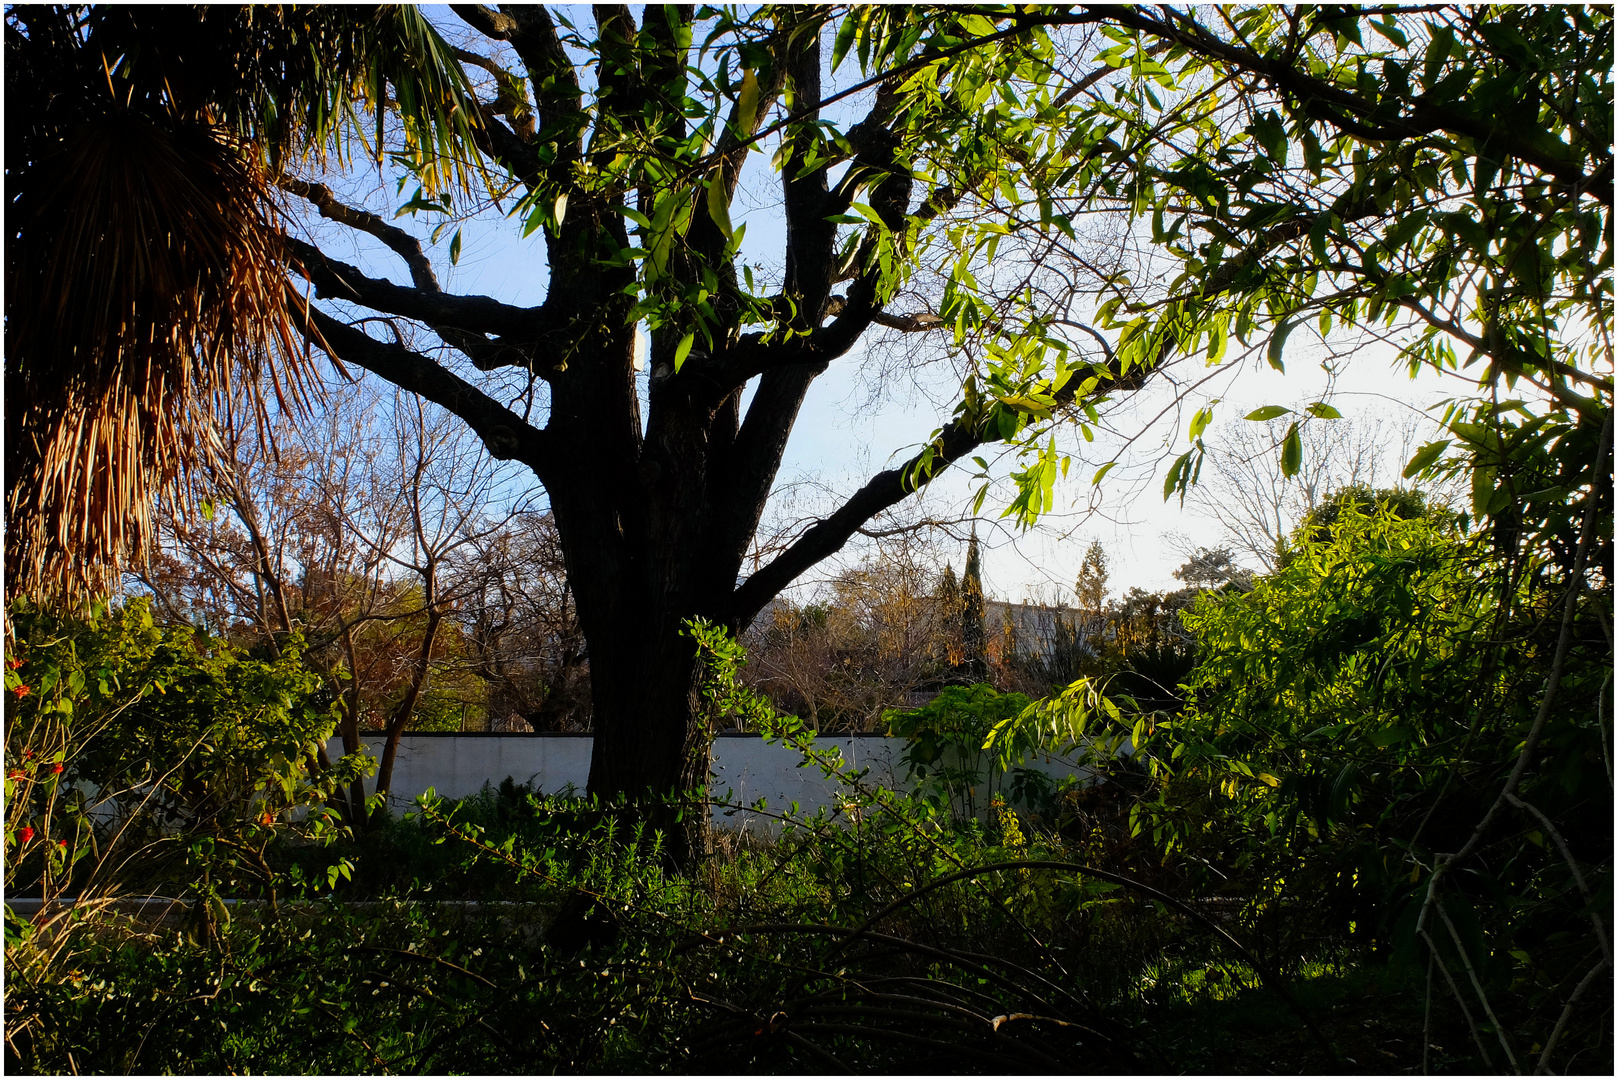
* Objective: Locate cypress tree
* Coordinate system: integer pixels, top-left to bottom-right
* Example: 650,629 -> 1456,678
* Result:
961,533 -> 986,680
937,562 -> 962,665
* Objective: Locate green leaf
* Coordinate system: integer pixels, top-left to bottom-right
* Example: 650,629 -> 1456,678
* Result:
705,171 -> 734,240
832,15 -> 859,70
448,228 -> 462,266
1403,439 -> 1452,479
847,201 -> 886,228
1092,461 -> 1117,485
1280,421 -> 1303,478
736,68 -> 761,134
1305,402 -> 1342,419
673,331 -> 696,373
1163,449 -> 1192,502
1267,319 -> 1294,372
1245,405 -> 1291,421
1189,405 -> 1215,441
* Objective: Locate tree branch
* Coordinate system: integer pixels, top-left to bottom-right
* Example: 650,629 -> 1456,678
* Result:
455,4 -> 584,163
729,356 -> 1155,626
301,306 -> 558,485
281,178 -> 441,293
1096,4 -> 1611,206
285,236 -> 547,342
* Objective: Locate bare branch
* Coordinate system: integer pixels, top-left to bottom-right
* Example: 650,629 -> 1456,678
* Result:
285,235 -> 546,343
302,306 -> 557,485
280,178 -> 440,292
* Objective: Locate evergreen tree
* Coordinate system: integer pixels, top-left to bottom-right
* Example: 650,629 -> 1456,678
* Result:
1074,541 -> 1110,617
960,534 -> 986,680
936,562 -> 962,666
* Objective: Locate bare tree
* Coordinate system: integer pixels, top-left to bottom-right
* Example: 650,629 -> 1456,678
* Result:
744,531 -> 954,731
138,379 -> 534,823
1179,410 -> 1454,572
453,511 -> 590,732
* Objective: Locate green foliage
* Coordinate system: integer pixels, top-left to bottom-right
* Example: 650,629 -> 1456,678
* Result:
1292,484 -> 1446,547
4,599 -> 365,894
4,597 -> 371,1060
685,616 -> 786,735
5,604 -> 1578,1072
1163,506 -> 1491,842
1128,503 -> 1610,1066
884,683 -> 1049,816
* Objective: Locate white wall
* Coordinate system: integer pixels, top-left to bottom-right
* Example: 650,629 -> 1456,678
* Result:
328,733 -> 1102,830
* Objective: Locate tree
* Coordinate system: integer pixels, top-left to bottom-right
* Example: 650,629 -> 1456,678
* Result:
138,380 -> 529,824
230,6 -> 1165,863
19,6 -> 1609,868
1292,484 -> 1444,545
1148,504 -> 1610,1069
959,532 -> 988,682
456,511 -> 591,732
1180,413 -> 1444,572
744,539 -> 953,731
1171,547 -> 1251,591
1073,541 -> 1110,618
4,5 -> 480,601
935,563 -> 963,666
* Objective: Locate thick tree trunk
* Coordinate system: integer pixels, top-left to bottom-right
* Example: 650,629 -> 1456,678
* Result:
584,607 -> 716,867
283,10 -> 1000,870
551,360 -> 744,866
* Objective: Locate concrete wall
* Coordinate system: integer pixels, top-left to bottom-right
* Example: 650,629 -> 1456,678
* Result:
328,733 -> 1102,830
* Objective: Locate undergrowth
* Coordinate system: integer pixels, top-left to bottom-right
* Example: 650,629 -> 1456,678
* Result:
6,773 -> 1514,1074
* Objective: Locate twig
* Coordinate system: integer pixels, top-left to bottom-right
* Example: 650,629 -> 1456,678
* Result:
1534,956 -> 1609,1075
1435,899 -> 1520,1072
1423,949 -> 1435,1075
1421,930 -> 1494,1071
1504,792 -> 1611,967
1418,410 -> 1612,957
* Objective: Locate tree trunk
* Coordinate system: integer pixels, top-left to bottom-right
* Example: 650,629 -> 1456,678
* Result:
584,606 -> 716,867
549,352 -> 744,866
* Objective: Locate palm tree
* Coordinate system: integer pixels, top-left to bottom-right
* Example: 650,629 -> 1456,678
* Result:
4,5 -> 482,603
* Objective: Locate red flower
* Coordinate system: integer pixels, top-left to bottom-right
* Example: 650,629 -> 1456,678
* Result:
50,762 -> 63,774
12,684 -> 30,698
6,659 -> 22,670
16,826 -> 33,845
7,770 -> 24,781
56,840 -> 68,850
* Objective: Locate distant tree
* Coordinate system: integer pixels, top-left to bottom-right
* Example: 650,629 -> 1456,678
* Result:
456,511 -> 590,732
1294,485 -> 1442,543
743,535 -> 950,730
960,533 -> 988,682
1179,414 -> 1446,572
1171,547 -> 1253,592
936,563 -> 963,667
1074,541 -> 1111,618
138,380 -> 529,825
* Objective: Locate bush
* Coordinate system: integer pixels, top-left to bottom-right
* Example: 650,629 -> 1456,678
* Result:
4,598 -> 370,1065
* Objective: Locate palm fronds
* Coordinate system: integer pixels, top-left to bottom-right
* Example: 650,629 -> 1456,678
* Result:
4,5 -> 487,604
7,113 -> 307,601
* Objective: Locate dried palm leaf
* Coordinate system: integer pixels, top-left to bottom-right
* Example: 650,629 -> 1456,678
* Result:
4,5 -> 488,606
7,115 -> 312,603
